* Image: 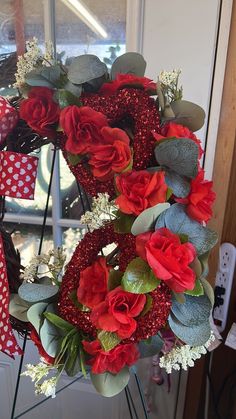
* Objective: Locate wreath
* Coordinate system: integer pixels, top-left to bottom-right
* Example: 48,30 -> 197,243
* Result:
0,39 -> 217,398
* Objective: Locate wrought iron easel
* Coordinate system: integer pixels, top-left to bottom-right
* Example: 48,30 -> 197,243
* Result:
8,146 -> 150,419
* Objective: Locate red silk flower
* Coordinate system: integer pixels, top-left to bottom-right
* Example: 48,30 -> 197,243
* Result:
89,127 -> 132,181
152,122 -> 204,158
19,87 -> 60,138
115,170 -> 167,216
82,340 -> 139,374
175,169 -> 216,223
77,257 -> 110,309
60,105 -> 108,155
99,73 -> 156,96
136,227 -> 196,293
91,287 -> 146,339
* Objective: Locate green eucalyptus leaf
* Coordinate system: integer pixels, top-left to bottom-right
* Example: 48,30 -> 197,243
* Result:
27,302 -> 48,333
155,138 -> 199,179
40,304 -> 61,358
83,74 -> 108,92
171,293 -> 212,326
111,52 -> 146,80
171,100 -> 205,132
155,204 -> 218,256
108,269 -> 123,291
9,294 -> 31,322
63,80 -> 82,97
18,283 -> 59,303
200,278 -> 215,307
199,252 -> 210,278
25,65 -> 61,87
98,331 -> 121,351
90,367 -> 130,397
138,334 -> 163,358
131,202 -> 170,236
168,313 -> 211,346
165,170 -> 190,198
122,257 -> 159,294
68,55 -> 107,84
114,211 -> 135,233
185,279 -> 204,296
172,292 -> 186,304
44,312 -> 75,332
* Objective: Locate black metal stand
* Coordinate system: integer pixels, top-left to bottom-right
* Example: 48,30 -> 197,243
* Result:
8,146 -> 150,419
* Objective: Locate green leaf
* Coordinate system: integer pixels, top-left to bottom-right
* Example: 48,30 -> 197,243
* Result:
69,290 -> 82,308
131,202 -> 170,236
56,90 -> 82,109
199,252 -> 210,278
139,294 -> 153,316
67,152 -> 82,166
97,330 -> 121,351
138,334 -> 163,358
25,65 -> 61,88
40,304 -> 61,358
155,138 -> 199,179
165,170 -> 190,198
111,52 -> 146,80
178,233 -> 189,244
200,278 -> 214,307
18,283 -> 59,303
44,312 -> 75,332
108,269 -> 123,291
155,203 -> 218,256
27,302 -> 48,333
68,55 -> 107,84
171,100 -> 205,132
122,257 -> 159,294
90,367 -> 130,397
166,187 -> 173,201
185,279 -> 204,296
63,80 -> 82,97
114,211 -> 135,234
65,333 -> 81,377
9,294 -> 31,322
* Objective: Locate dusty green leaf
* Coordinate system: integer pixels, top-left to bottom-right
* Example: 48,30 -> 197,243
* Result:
122,257 -> 159,294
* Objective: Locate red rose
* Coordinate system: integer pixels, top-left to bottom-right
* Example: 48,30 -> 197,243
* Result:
136,228 -> 196,293
19,87 -> 59,138
99,73 -> 156,96
89,127 -> 132,181
60,105 -> 108,155
152,122 -> 204,158
77,257 -> 110,309
30,327 -> 55,364
175,169 -> 216,223
115,170 -> 167,216
91,287 -> 146,339
82,340 -> 139,374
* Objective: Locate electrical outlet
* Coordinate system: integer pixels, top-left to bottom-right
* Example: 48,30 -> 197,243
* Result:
213,242 -> 236,333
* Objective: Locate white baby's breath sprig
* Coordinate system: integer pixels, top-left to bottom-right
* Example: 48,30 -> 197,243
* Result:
80,193 -> 118,232
22,361 -> 59,398
22,248 -> 66,284
158,69 -> 183,103
159,332 -> 215,374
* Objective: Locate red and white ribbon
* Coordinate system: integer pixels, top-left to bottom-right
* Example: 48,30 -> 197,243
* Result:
0,97 -> 18,145
0,234 -> 23,357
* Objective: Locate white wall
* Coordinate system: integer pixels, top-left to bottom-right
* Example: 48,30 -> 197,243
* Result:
141,0 -> 221,146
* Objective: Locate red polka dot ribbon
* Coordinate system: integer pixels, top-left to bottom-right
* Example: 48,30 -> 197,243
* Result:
0,97 -> 18,145
0,234 -> 23,357
0,151 -> 38,200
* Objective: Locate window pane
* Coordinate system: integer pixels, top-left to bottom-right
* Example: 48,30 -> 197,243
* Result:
62,226 -> 87,261
55,0 -> 126,64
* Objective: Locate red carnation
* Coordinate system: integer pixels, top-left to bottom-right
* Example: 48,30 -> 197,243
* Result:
152,122 -> 204,158
77,257 -> 110,309
82,340 -> 139,374
91,287 -> 146,339
99,73 -> 156,96
136,228 -> 196,293
89,127 -> 132,181
175,169 -> 216,223
115,170 -> 167,216
19,87 -> 59,138
30,327 -> 55,365
60,105 -> 108,155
